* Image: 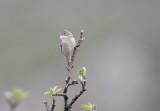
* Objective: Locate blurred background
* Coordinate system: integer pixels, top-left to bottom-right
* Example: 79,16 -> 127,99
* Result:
0,0 -> 160,111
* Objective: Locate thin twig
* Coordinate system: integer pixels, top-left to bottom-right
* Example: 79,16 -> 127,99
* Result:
44,101 -> 50,111
44,99 -> 55,111
8,100 -> 19,111
68,80 -> 79,86
65,81 -> 86,111
63,80 -> 79,94
63,76 -> 71,93
51,99 -> 55,111
10,104 -> 17,111
54,94 -> 67,96
53,94 -> 68,107
71,30 -> 85,67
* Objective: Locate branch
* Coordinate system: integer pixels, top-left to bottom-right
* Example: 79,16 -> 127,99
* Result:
63,30 -> 85,94
62,30 -> 85,111
51,99 -> 55,111
63,80 -> 79,94
44,30 -> 85,111
68,80 -> 79,86
65,81 -> 87,111
44,101 -> 50,111
52,94 -> 68,107
44,99 -> 55,111
71,29 -> 84,64
63,77 -> 71,93
7,100 -> 19,111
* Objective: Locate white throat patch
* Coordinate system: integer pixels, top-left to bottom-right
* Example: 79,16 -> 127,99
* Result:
60,35 -> 67,39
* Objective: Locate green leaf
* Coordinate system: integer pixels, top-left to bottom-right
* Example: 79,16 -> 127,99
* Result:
53,86 -> 58,92
44,92 -> 50,95
49,87 -> 52,92
82,102 -> 97,111
81,67 -> 86,75
82,104 -> 92,110
77,70 -> 82,75
13,88 -> 22,96
50,87 -> 54,95
5,88 -> 29,101
77,67 -> 87,76
12,88 -> 22,99
55,88 -> 62,93
19,92 -> 29,100
88,102 -> 92,107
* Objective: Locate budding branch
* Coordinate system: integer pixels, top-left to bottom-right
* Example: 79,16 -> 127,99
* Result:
44,30 -> 86,111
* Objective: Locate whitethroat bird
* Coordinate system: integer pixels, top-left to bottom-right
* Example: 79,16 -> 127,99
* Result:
58,30 -> 76,69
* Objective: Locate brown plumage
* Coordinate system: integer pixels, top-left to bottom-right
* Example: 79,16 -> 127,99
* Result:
58,30 -> 76,67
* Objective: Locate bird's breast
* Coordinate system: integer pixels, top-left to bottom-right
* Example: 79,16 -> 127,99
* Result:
61,39 -> 75,56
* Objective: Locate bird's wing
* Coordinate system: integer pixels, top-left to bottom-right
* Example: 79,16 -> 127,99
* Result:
60,44 -> 62,53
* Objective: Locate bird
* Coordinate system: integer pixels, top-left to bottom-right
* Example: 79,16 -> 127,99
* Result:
58,30 -> 76,68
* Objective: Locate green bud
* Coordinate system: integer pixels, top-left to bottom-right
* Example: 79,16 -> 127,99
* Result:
19,92 -> 29,100
45,86 -> 62,96
77,67 -> 86,76
81,67 -> 86,74
82,102 -> 97,111
4,88 -> 29,101
49,87 -> 54,96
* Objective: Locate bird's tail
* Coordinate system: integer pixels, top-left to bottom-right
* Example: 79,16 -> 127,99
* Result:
66,55 -> 71,68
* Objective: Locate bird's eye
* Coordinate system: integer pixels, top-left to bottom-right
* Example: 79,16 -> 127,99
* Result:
63,32 -> 65,35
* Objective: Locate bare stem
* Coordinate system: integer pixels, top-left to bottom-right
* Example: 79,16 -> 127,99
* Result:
44,99 -> 55,111
8,100 -> 19,111
66,81 -> 86,111
51,99 -> 55,111
44,101 -> 50,111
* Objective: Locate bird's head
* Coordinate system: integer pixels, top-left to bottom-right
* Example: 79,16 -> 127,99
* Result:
58,30 -> 73,39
